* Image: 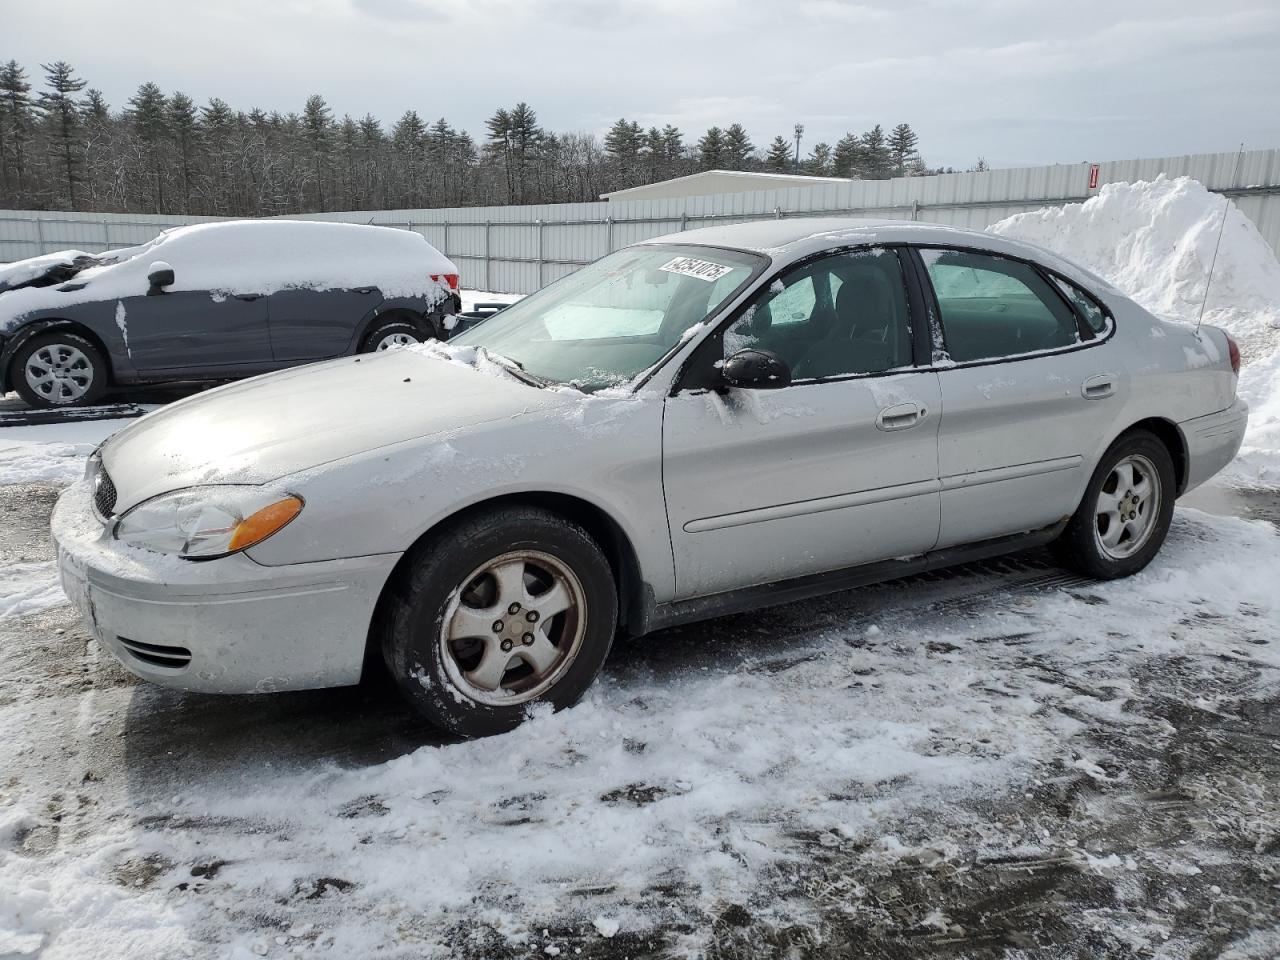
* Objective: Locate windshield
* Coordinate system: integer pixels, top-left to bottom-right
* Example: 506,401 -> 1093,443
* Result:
452,244 -> 765,390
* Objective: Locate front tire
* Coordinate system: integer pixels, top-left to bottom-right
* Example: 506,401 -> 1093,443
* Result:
380,506 -> 617,737
1057,430 -> 1176,579
11,332 -> 108,408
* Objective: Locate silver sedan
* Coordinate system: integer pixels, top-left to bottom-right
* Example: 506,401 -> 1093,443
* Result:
53,219 -> 1249,737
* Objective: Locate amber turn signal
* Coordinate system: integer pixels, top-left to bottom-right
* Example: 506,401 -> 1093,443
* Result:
228,496 -> 304,552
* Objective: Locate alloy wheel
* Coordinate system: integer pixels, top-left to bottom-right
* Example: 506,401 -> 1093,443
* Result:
439,550 -> 587,706
375,332 -> 419,351
1094,453 -> 1162,560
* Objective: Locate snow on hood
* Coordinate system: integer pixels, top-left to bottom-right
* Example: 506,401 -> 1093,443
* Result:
0,220 -> 458,327
0,248 -> 92,292
99,348 -> 569,512
988,175 -> 1280,359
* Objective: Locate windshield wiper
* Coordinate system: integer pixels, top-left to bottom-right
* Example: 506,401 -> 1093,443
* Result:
479,348 -> 550,388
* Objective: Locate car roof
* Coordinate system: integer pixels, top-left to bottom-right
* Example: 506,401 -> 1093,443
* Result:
639,217 -> 1120,295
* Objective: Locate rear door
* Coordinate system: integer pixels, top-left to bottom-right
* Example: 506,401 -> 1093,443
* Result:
662,246 -> 942,599
267,287 -> 382,362
911,246 -> 1128,548
114,289 -> 273,374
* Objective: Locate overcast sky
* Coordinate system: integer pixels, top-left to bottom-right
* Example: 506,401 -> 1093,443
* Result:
8,0 -> 1279,170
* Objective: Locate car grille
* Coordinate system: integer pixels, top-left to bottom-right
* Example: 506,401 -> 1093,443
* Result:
117,637 -> 192,669
93,467 -> 117,519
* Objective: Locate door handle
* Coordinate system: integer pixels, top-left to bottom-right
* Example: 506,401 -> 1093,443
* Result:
355,287 -> 377,295
876,402 -> 926,431
234,294 -> 262,302
1082,375 -> 1114,399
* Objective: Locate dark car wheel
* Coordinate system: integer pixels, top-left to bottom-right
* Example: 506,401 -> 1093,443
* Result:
1056,430 -> 1176,579
380,506 -> 618,738
361,320 -> 428,353
11,332 -> 109,408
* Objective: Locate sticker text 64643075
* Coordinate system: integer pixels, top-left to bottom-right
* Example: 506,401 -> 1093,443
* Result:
659,256 -> 734,283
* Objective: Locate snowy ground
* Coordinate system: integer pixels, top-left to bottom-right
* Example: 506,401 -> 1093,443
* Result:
3,201 -> 1280,957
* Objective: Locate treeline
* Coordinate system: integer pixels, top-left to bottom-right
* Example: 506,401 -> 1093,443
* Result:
0,59 -> 957,217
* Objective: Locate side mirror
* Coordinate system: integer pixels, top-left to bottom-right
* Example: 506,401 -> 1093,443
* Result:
147,260 -> 175,295
722,348 -> 792,390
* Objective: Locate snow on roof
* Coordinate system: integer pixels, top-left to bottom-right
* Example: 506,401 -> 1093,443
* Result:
0,220 -> 458,326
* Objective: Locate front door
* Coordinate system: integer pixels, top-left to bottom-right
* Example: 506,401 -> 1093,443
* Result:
662,247 -> 942,600
115,289 -> 273,374
912,246 -> 1128,548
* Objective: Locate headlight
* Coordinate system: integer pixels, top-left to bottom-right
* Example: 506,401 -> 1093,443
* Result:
113,485 -> 303,560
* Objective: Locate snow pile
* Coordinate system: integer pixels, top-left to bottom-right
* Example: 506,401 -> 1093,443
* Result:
0,221 -> 457,326
0,249 -> 91,292
989,175 -> 1280,359
990,175 -> 1280,487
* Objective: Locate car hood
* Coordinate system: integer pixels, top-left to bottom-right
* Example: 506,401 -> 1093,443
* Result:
100,349 -> 573,511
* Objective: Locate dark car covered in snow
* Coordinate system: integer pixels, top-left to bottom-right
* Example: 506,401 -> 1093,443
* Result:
0,220 -> 461,407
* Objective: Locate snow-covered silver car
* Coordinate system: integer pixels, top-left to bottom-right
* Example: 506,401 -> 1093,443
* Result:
52,219 -> 1248,737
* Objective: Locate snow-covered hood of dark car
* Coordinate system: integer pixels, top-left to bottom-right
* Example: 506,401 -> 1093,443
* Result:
100,349 -> 572,512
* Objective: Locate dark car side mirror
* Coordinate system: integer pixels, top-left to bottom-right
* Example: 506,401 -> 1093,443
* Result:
147,261 -> 175,296
722,348 -> 792,390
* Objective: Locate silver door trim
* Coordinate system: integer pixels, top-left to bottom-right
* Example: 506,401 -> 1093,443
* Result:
683,478 -> 941,533
939,455 -> 1083,491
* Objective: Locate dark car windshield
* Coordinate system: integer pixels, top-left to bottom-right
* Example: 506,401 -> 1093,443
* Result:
0,254 -> 100,294
451,244 -> 765,390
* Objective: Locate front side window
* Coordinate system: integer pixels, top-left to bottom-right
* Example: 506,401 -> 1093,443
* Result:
452,244 -> 762,390
919,248 -> 1081,363
721,247 -> 913,380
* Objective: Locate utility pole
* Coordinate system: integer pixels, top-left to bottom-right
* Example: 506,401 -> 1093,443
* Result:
793,123 -> 804,172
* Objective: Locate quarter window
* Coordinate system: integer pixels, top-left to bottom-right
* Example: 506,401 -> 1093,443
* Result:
722,248 -> 913,380
1051,275 -> 1111,335
919,249 -> 1081,363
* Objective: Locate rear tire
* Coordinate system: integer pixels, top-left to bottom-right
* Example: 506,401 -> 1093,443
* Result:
360,319 -> 428,353
380,506 -> 617,737
1057,430 -> 1176,579
11,331 -> 108,408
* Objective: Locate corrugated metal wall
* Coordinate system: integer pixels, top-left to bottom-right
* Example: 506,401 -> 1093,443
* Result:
3,147 -> 1278,294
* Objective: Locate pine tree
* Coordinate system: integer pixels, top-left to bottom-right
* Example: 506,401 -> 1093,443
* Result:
168,92 -> 200,213
723,123 -> 753,170
302,94 -> 333,210
83,89 -> 109,121
507,102 -> 541,203
806,142 -> 832,176
860,123 -> 891,179
974,156 -> 989,172
661,124 -> 683,166
697,126 -> 725,169
603,118 -> 641,162
765,135 -> 792,172
393,109 -> 428,205
0,60 -> 34,201
128,81 -> 169,210
832,132 -> 864,178
38,61 -> 87,207
888,122 -> 921,177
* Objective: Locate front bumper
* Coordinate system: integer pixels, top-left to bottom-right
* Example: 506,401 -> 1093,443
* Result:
51,478 -> 400,694
1180,397 -> 1249,493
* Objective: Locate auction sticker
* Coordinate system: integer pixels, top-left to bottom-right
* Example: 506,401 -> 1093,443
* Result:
659,256 -> 734,282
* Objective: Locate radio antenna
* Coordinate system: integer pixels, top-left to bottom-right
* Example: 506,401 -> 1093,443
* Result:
1196,143 -> 1245,335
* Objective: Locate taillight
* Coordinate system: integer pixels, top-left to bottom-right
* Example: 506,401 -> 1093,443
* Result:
431,273 -> 460,291
1225,332 -> 1241,374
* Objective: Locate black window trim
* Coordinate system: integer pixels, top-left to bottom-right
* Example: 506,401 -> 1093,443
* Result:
905,243 -> 1116,370
671,242 -> 931,395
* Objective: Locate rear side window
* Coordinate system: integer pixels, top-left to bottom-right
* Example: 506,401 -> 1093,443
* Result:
919,248 -> 1081,363
1051,275 -> 1111,335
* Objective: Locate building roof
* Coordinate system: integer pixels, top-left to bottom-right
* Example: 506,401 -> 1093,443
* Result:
599,169 -> 854,201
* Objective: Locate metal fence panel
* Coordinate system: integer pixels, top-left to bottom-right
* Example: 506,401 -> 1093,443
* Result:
3,148 -> 1279,293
